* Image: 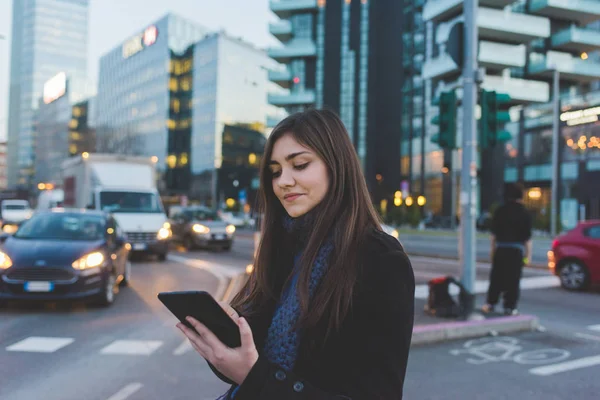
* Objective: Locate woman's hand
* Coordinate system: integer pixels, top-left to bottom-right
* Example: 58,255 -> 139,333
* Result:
219,301 -> 240,322
177,315 -> 258,385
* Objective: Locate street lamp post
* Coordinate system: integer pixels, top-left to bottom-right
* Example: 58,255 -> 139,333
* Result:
551,68 -> 560,237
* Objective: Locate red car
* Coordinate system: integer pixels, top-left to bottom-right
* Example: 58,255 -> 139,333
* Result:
548,220 -> 600,290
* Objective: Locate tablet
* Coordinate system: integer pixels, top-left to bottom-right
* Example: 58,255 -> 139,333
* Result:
158,290 -> 241,348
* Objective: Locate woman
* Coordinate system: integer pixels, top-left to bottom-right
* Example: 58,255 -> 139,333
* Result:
177,109 -> 415,399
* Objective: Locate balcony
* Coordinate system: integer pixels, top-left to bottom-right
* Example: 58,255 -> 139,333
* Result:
422,41 -> 526,80
479,41 -> 526,70
268,67 -> 293,89
529,51 -> 600,82
270,0 -> 318,19
268,90 -> 316,107
268,40 -> 317,63
551,26 -> 600,53
423,0 -> 462,22
423,0 -> 515,22
482,75 -> 550,103
479,7 -> 550,44
529,0 -> 600,25
269,20 -> 292,42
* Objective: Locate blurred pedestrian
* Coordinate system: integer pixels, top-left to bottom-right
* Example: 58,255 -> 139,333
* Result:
177,109 -> 415,399
482,183 -> 533,316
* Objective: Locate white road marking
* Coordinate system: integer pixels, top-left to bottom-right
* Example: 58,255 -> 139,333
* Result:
575,333 -> 600,342
168,254 -> 244,299
100,340 -> 163,356
6,336 -> 74,353
105,383 -> 143,400
173,339 -> 192,355
414,276 -> 560,299
529,355 -> 600,376
588,324 -> 600,332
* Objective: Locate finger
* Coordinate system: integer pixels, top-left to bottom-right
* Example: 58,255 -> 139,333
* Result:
177,324 -> 213,357
238,317 -> 255,349
186,317 -> 228,350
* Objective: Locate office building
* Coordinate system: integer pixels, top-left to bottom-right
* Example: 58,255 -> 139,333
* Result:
267,0 -> 405,202
404,0 -> 600,222
188,32 -> 280,204
97,16 -> 279,205
0,142 -> 7,190
34,72 -> 96,185
7,0 -> 90,190
96,13 -> 208,178
216,124 -> 267,212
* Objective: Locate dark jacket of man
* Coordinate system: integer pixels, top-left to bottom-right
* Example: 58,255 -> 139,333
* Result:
212,229 -> 415,400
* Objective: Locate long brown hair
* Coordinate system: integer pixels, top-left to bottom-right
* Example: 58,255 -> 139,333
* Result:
231,109 -> 381,336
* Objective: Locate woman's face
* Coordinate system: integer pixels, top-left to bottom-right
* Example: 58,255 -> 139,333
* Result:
269,133 -> 330,218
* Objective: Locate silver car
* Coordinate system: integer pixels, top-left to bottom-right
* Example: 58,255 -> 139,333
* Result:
169,207 -> 236,251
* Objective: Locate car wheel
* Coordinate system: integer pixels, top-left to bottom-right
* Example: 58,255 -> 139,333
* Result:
120,261 -> 132,287
184,236 -> 195,251
94,274 -> 117,307
558,260 -> 590,291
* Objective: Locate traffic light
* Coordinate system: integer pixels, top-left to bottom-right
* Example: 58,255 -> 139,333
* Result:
479,90 -> 512,149
431,90 -> 458,150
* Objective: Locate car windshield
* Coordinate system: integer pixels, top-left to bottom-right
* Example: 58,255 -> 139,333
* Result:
14,213 -> 106,241
189,210 -> 221,221
99,191 -> 163,213
3,204 -> 27,210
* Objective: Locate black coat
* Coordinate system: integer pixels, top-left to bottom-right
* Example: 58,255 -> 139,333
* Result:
214,228 -> 415,399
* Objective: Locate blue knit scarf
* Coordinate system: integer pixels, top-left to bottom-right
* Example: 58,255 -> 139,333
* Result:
262,213 -> 334,371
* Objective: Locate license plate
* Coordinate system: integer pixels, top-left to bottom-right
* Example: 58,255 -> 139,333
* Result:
24,281 -> 54,292
215,234 -> 226,240
133,243 -> 147,251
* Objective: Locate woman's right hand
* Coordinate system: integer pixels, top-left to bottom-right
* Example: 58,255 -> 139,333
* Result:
219,301 -> 240,322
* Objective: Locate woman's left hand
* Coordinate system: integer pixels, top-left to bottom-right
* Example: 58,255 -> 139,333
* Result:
177,316 -> 259,385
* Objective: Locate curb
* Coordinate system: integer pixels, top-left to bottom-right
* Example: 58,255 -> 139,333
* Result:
405,251 -> 548,271
411,314 -> 539,346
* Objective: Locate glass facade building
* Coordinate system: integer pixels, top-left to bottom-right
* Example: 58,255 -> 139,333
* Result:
268,0 -> 405,202
96,16 -> 278,205
7,0 -> 89,190
403,0 -> 600,219
34,74 -> 96,186
96,14 -> 208,174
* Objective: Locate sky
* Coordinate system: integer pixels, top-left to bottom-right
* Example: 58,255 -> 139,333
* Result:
0,0 -> 278,141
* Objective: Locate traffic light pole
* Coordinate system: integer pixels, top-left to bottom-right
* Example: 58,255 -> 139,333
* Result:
460,0 -> 478,317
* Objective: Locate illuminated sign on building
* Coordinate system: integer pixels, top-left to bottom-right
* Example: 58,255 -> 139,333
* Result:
43,72 -> 67,104
560,106 -> 600,127
122,25 -> 159,59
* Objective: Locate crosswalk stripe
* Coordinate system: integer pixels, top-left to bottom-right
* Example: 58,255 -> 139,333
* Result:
100,340 -> 163,356
414,275 -> 560,299
588,325 -> 600,332
173,339 -> 192,355
106,383 -> 143,400
6,336 -> 74,353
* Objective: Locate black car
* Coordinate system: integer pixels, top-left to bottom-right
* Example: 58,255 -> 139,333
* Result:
0,209 -> 131,307
170,207 -> 236,251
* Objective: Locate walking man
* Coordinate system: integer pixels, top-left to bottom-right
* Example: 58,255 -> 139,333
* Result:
482,183 -> 533,315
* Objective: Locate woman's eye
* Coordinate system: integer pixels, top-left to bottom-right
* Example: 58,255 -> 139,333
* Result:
294,163 -> 309,170
271,170 -> 282,178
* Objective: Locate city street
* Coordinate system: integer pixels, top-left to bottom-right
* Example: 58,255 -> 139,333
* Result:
1,234 -> 599,400
398,230 -> 552,266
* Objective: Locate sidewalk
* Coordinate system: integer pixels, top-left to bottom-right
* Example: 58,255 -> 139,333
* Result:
411,298 -> 539,346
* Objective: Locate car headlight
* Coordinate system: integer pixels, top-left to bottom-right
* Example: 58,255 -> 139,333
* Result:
163,222 -> 171,229
157,227 -> 171,240
72,251 -> 104,270
391,229 -> 399,239
193,224 -> 210,234
0,251 -> 13,269
226,225 -> 236,235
